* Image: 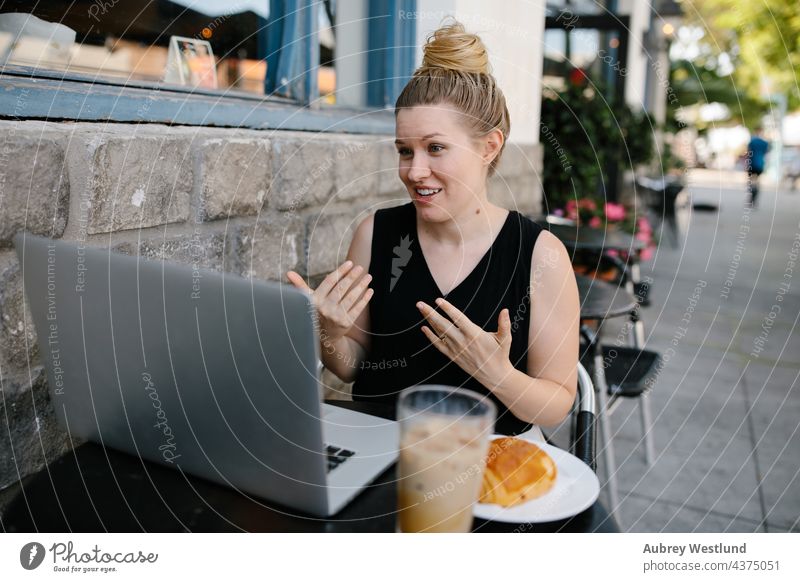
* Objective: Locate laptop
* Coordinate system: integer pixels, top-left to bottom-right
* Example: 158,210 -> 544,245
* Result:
14,233 -> 398,517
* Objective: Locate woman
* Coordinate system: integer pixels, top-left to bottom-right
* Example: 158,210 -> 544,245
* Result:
287,22 -> 579,436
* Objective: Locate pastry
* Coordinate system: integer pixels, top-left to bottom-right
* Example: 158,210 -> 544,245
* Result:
479,437 -> 557,506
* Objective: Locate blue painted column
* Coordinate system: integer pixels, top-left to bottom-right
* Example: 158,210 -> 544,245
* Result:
367,0 -> 417,108
264,0 -> 320,105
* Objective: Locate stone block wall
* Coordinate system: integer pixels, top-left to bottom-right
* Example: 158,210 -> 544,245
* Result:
0,118 -> 542,496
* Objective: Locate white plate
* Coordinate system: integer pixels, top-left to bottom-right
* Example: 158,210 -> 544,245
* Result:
473,436 -> 600,523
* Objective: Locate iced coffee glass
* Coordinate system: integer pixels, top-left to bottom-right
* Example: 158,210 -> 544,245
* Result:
396,385 -> 496,533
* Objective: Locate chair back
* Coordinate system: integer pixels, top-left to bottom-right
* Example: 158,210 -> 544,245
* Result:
572,362 -> 596,471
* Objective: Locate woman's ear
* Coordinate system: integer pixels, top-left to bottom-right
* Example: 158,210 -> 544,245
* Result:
481,128 -> 504,167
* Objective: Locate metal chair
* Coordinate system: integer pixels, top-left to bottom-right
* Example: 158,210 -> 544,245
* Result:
637,175 -> 688,249
571,362 -> 597,472
576,254 -> 660,470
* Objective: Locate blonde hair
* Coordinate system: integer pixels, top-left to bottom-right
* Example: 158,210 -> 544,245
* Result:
395,21 -> 510,177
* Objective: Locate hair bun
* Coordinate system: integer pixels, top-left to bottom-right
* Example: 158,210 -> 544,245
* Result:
419,21 -> 491,75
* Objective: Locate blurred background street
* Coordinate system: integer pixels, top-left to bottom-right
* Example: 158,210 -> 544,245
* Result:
550,169 -> 799,532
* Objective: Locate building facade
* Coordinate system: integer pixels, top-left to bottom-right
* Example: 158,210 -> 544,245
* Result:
0,1 -> 549,495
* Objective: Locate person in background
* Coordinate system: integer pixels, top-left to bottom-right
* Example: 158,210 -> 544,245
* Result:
746,127 -> 770,208
287,21 -> 579,437
784,147 -> 800,191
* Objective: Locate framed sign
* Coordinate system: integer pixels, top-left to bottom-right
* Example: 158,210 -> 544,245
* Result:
164,36 -> 218,89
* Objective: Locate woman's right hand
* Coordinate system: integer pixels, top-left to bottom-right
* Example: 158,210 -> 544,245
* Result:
286,261 -> 374,349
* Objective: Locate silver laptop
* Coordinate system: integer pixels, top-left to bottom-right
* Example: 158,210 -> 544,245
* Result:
15,233 -> 398,517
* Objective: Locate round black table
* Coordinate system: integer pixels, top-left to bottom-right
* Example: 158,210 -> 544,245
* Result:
577,275 -> 638,320
4,401 -> 619,533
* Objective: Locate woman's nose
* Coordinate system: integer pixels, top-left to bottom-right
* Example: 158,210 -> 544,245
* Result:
406,159 -> 431,182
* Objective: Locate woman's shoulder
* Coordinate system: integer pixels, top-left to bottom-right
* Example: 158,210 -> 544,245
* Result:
529,228 -> 571,281
507,209 -> 545,248
503,210 -> 567,265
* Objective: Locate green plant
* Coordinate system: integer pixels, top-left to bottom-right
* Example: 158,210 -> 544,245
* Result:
539,69 -> 655,211
659,140 -> 686,174
612,101 -> 655,169
540,78 -> 606,209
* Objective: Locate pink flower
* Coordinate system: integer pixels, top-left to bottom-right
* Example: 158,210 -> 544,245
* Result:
637,216 -> 652,233
578,198 -> 597,211
589,216 -> 602,228
635,231 -> 650,242
639,247 -> 654,261
605,202 -> 626,222
566,206 -> 578,220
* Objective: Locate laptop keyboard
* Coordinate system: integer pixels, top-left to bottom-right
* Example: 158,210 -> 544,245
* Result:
325,444 -> 355,472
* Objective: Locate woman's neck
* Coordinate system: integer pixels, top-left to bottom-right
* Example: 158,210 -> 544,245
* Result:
417,199 -> 508,248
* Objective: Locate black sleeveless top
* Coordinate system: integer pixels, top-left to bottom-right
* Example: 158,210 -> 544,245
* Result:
352,203 -> 544,435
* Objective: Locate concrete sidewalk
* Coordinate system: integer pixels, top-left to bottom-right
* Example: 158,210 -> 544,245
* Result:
562,170 -> 800,532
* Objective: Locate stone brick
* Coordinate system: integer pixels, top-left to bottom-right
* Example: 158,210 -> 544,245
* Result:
306,211 -> 359,278
134,231 -> 228,272
377,140 -> 403,196
488,143 -> 542,215
517,178 -> 539,215
333,138 -> 380,202
0,260 -> 38,379
199,139 -> 271,220
490,176 -> 537,213
88,137 -> 192,234
232,213 -> 304,282
270,138 -> 335,211
0,368 -> 72,491
0,137 -> 69,247
488,177 -> 513,210
495,143 -> 533,180
490,176 -> 540,215
495,143 -> 538,179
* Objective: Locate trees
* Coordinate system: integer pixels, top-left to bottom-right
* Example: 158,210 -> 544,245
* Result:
668,59 -> 767,131
681,0 -> 800,112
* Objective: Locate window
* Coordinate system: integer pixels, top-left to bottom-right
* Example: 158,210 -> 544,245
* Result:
545,0 -> 608,17
0,1 -> 277,95
543,27 -> 625,96
543,1 -> 628,103
318,0 -> 335,103
0,0 -> 413,131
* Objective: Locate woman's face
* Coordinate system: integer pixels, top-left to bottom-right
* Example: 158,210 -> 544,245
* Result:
395,104 -> 492,223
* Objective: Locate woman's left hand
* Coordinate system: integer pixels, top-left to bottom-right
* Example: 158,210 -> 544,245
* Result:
417,298 -> 513,386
